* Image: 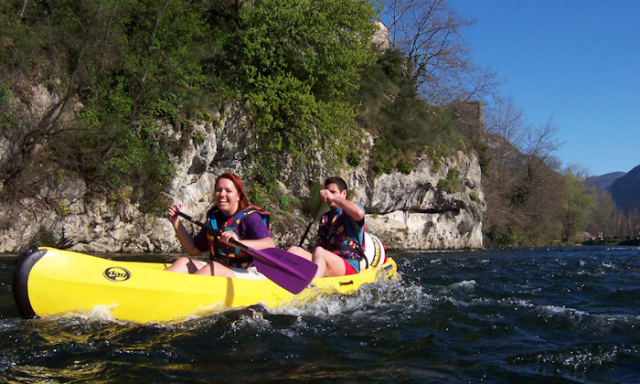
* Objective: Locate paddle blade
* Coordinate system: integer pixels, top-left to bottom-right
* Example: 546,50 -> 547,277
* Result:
177,210 -> 317,294
249,248 -> 318,294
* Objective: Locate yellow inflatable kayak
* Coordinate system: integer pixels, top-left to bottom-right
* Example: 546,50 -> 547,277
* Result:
13,247 -> 398,323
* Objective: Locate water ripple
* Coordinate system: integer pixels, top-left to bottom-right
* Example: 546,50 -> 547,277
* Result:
1,247 -> 640,382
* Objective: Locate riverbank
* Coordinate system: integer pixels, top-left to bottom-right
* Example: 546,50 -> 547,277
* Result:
582,238 -> 640,246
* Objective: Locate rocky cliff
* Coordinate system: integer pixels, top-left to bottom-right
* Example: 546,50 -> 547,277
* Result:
0,86 -> 485,254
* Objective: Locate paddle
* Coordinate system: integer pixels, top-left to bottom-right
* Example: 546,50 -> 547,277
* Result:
176,211 -> 317,294
298,200 -> 324,247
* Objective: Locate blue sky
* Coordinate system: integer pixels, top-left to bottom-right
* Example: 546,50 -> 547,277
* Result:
449,0 -> 639,176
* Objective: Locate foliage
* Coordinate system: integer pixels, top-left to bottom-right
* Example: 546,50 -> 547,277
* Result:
229,0 -> 377,184
346,151 -> 362,167
480,96 -> 569,247
396,159 -> 414,175
428,148 -> 450,173
277,194 -> 297,215
247,181 -> 271,211
478,96 -> 631,247
559,170 -> 595,242
437,168 -> 464,193
0,0 -> 379,212
587,190 -> 619,240
0,0 -> 227,212
355,49 -> 466,177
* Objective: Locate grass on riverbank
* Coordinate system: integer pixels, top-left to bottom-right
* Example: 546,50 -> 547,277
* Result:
581,238 -> 640,246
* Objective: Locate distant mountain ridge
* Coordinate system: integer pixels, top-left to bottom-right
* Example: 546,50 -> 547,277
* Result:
589,166 -> 640,214
609,165 -> 640,213
587,172 -> 626,190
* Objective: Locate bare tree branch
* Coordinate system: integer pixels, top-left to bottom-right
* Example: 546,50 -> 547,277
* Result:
380,0 -> 498,104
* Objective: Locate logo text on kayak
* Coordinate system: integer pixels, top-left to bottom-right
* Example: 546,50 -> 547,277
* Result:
103,267 -> 131,282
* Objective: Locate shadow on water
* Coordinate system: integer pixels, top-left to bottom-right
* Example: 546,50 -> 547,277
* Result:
1,247 -> 640,383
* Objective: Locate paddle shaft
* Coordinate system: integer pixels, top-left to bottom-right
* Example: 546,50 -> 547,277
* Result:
298,200 -> 324,247
176,211 -> 253,256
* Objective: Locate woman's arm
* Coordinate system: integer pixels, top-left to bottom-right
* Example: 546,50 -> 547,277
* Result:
218,232 -> 275,250
168,204 -> 204,256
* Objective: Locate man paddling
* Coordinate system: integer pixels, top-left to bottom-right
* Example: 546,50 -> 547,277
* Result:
288,177 -> 366,278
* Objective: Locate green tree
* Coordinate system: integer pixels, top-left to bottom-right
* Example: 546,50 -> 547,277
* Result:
230,0 -> 377,185
559,169 -> 595,242
587,190 -> 619,242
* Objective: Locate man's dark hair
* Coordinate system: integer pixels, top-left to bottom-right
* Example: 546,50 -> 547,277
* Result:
324,176 -> 348,192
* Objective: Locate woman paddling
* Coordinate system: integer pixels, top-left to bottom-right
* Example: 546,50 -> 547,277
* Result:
165,172 -> 274,278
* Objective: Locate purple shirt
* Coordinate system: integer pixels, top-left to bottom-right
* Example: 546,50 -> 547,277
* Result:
193,211 -> 271,254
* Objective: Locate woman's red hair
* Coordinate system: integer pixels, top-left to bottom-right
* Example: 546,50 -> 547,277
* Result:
216,172 -> 250,211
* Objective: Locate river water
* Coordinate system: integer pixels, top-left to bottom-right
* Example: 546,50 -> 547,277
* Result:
1,246 -> 639,383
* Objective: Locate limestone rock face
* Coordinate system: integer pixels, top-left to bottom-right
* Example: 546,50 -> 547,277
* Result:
362,153 -> 485,249
371,21 -> 390,52
0,95 -> 485,254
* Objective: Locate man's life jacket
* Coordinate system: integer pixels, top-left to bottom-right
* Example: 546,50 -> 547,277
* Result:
206,205 -> 270,268
316,208 -> 367,268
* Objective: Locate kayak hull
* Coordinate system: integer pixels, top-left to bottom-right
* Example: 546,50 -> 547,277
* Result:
13,247 -> 398,323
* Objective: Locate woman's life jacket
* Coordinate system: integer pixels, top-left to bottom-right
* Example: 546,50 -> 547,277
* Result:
206,205 -> 270,268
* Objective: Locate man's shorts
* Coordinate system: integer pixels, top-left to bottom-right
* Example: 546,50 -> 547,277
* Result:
344,259 -> 359,275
